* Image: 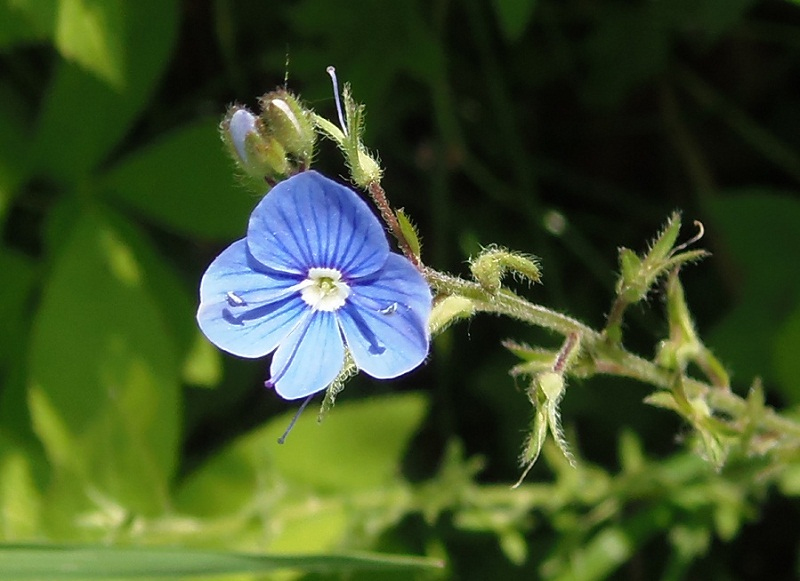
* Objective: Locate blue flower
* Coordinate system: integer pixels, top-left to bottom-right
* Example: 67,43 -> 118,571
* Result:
197,171 -> 432,399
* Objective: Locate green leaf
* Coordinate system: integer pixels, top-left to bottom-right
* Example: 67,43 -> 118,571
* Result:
102,119 -> 257,240
0,249 -> 36,372
583,7 -> 670,106
772,303 -> 800,404
0,544 -> 443,580
33,0 -> 179,181
492,0 -> 536,43
706,191 -> 800,398
28,208 -> 181,527
0,0 -> 56,48
546,506 -> 670,581
54,0 -> 125,88
0,436 -> 44,541
0,84 -> 35,226
177,393 -> 428,517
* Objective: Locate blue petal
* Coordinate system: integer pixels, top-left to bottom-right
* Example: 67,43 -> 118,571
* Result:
247,171 -> 389,277
337,254 -> 431,379
269,310 -> 346,400
197,239 -> 308,358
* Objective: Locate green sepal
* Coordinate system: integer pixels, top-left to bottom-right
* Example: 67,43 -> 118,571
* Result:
502,340 -> 555,363
318,352 -> 357,421
649,211 -> 683,264
395,209 -> 422,258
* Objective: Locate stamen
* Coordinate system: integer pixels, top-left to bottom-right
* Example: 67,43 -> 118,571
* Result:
278,393 -> 315,444
226,291 -> 247,307
326,66 -> 348,137
379,302 -> 398,315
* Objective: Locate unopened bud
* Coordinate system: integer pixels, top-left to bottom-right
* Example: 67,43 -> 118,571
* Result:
259,89 -> 316,167
221,106 -> 290,180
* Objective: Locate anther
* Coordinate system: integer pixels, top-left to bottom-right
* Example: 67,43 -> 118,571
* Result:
379,303 -> 398,315
226,291 -> 247,307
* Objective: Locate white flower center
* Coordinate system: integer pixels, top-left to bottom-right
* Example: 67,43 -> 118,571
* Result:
299,267 -> 350,311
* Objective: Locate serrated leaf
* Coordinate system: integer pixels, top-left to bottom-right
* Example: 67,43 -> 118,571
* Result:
28,209 -> 180,524
102,119 -> 257,239
33,0 -> 179,181
54,0 -> 125,88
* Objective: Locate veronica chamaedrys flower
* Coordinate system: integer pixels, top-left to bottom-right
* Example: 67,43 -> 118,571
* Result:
197,170 -> 432,399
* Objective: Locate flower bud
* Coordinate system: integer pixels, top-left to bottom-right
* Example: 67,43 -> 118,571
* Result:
259,89 -> 316,168
221,106 -> 290,181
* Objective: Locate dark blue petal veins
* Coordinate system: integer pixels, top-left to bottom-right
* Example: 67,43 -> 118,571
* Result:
269,310 -> 346,400
197,172 -> 432,400
246,171 -> 390,277
338,254 -> 432,379
197,239 -> 307,358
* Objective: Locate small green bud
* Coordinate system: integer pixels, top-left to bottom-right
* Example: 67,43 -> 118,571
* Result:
351,148 -> 382,187
258,89 -> 316,167
470,246 -> 540,294
429,295 -> 475,335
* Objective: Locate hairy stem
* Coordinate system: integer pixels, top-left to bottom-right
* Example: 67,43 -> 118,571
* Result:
424,267 -> 800,443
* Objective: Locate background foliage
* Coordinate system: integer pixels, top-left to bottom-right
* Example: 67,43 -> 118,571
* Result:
2,0 -> 800,579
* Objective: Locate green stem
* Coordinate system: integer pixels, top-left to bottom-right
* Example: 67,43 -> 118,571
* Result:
424,267 -> 800,443
424,268 -> 594,338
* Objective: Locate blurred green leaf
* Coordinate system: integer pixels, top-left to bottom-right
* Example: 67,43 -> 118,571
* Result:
0,0 -> 56,47
772,305 -> 800,404
54,0 -> 125,89
0,435 -> 44,541
0,85 -> 34,226
28,208 -> 180,525
659,0 -> 756,42
545,506 -> 671,581
706,191 -> 800,400
0,543 -> 443,580
0,249 -> 36,372
583,8 -> 670,106
33,0 -> 179,181
492,0 -> 536,43
177,393 -> 428,517
102,119 -> 257,240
